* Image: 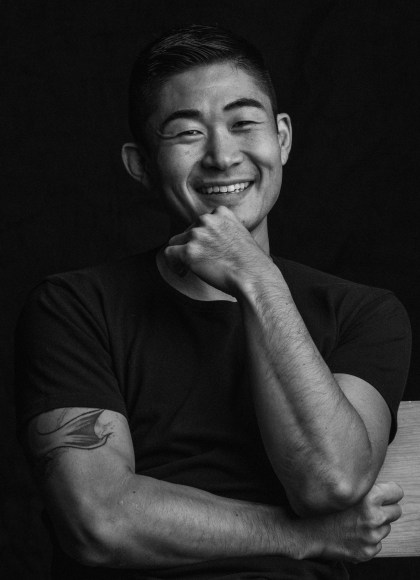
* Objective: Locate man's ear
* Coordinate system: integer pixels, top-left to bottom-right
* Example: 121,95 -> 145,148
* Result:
276,114 -> 292,166
121,142 -> 152,190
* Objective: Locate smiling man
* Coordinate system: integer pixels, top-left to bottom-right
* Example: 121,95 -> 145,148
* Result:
15,25 -> 411,580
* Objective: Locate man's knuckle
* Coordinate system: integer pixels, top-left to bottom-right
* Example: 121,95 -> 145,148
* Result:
370,510 -> 386,528
382,524 -> 392,539
370,528 -> 384,544
199,213 -> 212,225
361,543 -> 381,561
366,485 -> 381,503
361,509 -> 375,527
365,500 -> 384,519
184,243 -> 195,260
217,205 -> 230,216
189,227 -> 200,240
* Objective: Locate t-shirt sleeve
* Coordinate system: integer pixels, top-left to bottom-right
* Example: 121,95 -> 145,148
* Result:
326,291 -> 411,441
14,278 -> 127,433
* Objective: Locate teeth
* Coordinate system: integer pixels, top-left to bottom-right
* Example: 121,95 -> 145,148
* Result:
200,181 -> 251,194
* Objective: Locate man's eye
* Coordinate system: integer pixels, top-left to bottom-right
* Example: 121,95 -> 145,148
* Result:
233,120 -> 258,129
178,130 -> 201,137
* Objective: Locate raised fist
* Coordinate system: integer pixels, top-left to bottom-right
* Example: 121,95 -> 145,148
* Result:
164,207 -> 273,296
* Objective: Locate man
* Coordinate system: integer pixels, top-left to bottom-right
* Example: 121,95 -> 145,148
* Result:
15,24 -> 411,579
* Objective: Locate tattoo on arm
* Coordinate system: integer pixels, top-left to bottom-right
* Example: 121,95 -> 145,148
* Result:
34,409 -> 111,477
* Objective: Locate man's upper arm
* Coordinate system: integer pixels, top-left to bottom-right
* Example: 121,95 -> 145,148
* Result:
334,373 -> 391,479
327,291 -> 411,444
25,407 -> 135,563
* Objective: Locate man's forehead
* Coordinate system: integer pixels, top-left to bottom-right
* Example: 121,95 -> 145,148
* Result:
154,62 -> 271,116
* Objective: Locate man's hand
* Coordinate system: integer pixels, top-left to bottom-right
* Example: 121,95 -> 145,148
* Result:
312,482 -> 404,563
164,206 -> 274,296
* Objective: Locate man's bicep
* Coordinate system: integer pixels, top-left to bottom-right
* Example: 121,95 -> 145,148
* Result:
26,407 -> 135,480
334,373 -> 391,475
25,407 -> 135,555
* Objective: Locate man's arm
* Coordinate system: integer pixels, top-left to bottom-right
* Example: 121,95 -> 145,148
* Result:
25,406 -> 402,569
165,207 -> 399,515
26,407 -> 303,567
238,280 -> 390,515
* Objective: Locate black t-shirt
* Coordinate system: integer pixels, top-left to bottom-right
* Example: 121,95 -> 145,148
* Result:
15,249 -> 411,579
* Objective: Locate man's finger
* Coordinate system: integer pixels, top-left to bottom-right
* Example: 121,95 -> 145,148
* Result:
167,231 -> 190,247
382,503 -> 403,524
164,245 -> 189,276
368,482 -> 404,507
377,523 -> 392,541
378,482 -> 404,505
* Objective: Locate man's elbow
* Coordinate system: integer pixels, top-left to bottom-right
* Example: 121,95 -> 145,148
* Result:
58,509 -> 160,569
287,475 -> 371,517
57,512 -> 123,568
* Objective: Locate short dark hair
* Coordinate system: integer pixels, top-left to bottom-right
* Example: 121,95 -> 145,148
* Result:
128,24 -> 278,145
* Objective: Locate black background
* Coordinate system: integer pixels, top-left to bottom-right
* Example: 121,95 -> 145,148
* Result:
1,0 -> 419,577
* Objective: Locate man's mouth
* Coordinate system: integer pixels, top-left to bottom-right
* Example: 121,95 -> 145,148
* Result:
198,181 -> 253,195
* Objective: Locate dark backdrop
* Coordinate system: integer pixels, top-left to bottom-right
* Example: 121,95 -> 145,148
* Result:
2,1 -> 419,578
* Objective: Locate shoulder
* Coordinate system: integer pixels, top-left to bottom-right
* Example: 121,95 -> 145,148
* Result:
273,255 -> 379,295
45,247 -> 159,293
272,256 -> 411,363
14,251 -> 163,431
272,255 -> 409,322
23,248 -> 162,313
16,248 -> 166,357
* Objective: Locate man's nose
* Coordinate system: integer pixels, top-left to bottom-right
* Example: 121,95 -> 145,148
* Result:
201,130 -> 243,170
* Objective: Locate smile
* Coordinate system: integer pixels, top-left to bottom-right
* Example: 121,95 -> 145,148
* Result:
199,181 -> 252,194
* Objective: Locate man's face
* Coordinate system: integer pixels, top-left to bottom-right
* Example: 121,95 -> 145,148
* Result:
144,62 -> 290,237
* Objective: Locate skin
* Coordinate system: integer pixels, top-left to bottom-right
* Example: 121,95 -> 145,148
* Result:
23,62 -> 404,569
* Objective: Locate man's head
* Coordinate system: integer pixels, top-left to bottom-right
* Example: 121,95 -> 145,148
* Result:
122,24 -> 291,243
128,24 -> 279,147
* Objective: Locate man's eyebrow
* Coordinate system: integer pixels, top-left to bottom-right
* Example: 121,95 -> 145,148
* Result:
223,97 -> 266,112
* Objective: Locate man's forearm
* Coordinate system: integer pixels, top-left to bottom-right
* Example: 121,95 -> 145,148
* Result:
27,408 -> 316,569
236,266 -> 374,515
82,473 -> 314,568
57,472 -> 402,570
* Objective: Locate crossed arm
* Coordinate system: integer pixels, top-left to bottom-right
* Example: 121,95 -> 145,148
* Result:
238,275 -> 391,516
26,407 -> 402,569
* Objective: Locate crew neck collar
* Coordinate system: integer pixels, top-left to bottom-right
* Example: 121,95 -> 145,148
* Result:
153,246 -> 239,307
